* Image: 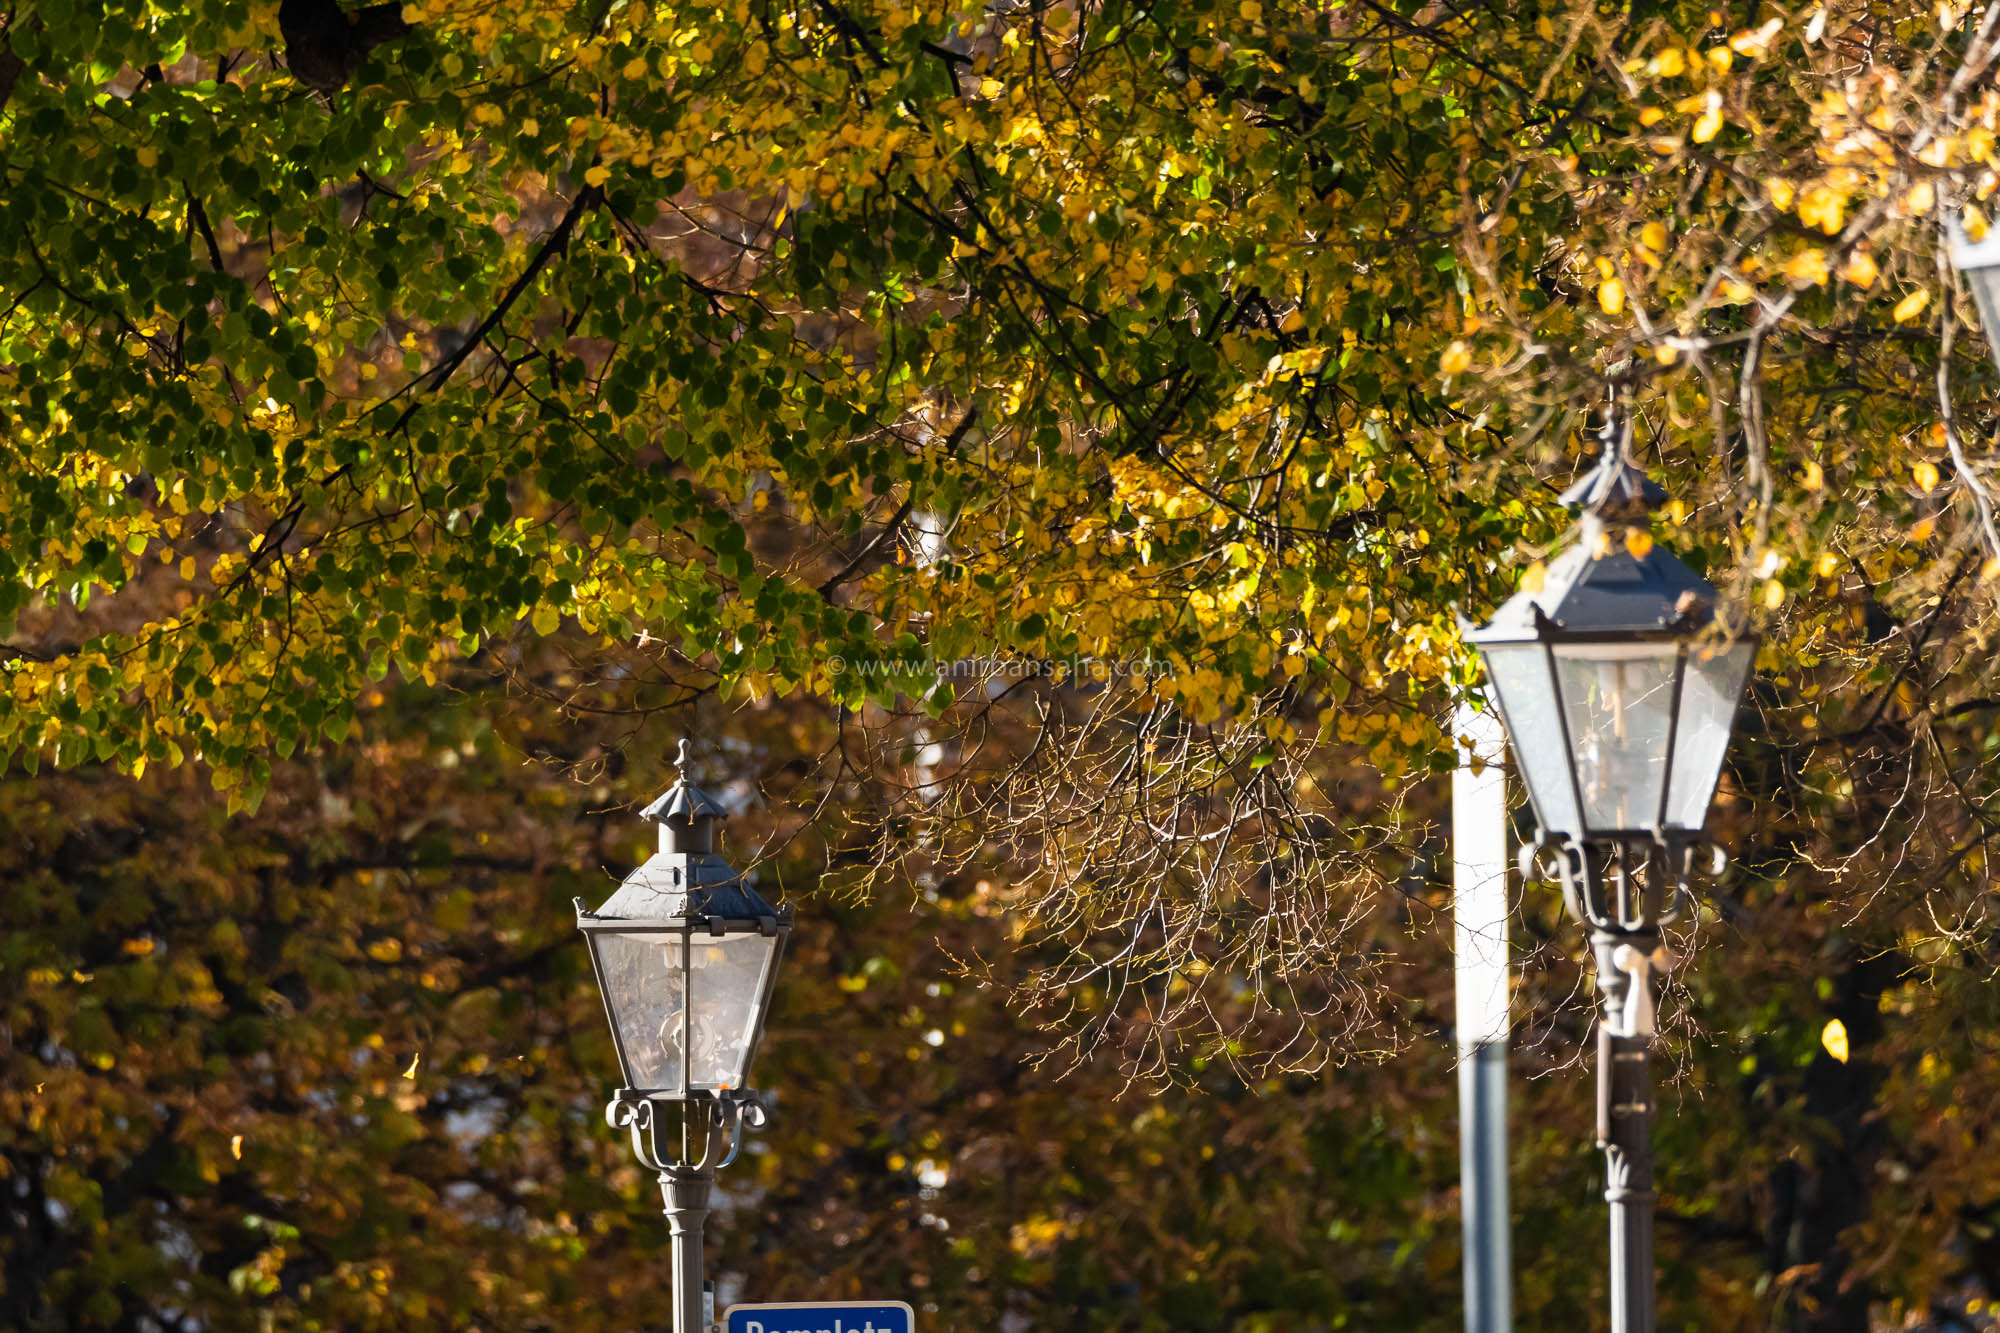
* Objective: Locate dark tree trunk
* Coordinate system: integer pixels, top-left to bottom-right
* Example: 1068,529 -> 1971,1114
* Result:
1770,950 -> 1898,1333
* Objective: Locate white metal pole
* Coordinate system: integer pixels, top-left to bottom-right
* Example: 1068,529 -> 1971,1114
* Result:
1454,703 -> 1512,1333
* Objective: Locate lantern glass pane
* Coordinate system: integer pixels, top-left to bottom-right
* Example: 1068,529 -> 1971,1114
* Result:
684,932 -> 781,1089
1552,641 -> 1681,834
1478,642 -> 1580,838
1664,640 -> 1754,831
1966,263 -> 2000,373
593,929 -> 689,1094
594,930 -> 779,1094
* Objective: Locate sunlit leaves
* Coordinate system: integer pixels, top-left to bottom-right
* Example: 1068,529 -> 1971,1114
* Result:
0,0 -> 1555,809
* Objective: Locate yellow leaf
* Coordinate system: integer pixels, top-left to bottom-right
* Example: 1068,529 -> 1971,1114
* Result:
1821,1017 -> 1849,1063
532,604 -> 561,636
1914,460 -> 1940,492
1640,221 -> 1667,250
583,165 -> 610,187
1652,48 -> 1686,77
1239,0 -> 1263,17
1842,251 -> 1879,289
1624,529 -> 1654,559
1803,460 -> 1824,490
1279,309 -> 1305,333
1692,104 -> 1724,144
231,1135 -> 244,1160
1639,107 -> 1665,127
136,146 -> 158,168
1766,178 -> 1795,210
1762,579 -> 1786,609
403,1053 -> 421,1079
1520,562 -> 1546,593
1598,277 -> 1626,315
1904,181 -> 1936,216
1798,186 -> 1845,234
1439,341 -> 1473,375
1784,249 -> 1829,287
1817,550 -> 1841,578
1893,289 -> 1931,323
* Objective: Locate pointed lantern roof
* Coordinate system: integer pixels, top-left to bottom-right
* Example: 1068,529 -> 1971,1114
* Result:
1471,424 -> 1719,640
639,738 -> 730,825
582,739 -> 785,930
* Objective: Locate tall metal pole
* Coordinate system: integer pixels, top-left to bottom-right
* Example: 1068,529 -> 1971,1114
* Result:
1453,705 -> 1512,1333
661,1164 -> 714,1333
1593,930 -> 1662,1333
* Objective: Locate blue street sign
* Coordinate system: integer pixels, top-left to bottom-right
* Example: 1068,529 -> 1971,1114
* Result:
724,1301 -> 914,1333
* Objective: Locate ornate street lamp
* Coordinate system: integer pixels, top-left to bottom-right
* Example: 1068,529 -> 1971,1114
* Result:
578,739 -> 792,1333
1462,421 -> 1756,1333
1951,214 -> 2000,374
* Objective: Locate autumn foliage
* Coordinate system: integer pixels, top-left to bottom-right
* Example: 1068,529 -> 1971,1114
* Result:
7,0 -> 2000,1327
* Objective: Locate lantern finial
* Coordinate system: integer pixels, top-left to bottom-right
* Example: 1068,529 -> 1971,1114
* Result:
1559,416 -> 1668,524
640,740 -> 727,844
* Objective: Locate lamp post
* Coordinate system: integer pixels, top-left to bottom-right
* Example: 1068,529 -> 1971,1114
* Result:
1461,420 -> 1756,1333
577,739 -> 792,1333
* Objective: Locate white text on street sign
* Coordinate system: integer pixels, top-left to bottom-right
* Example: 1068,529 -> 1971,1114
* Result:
724,1300 -> 915,1333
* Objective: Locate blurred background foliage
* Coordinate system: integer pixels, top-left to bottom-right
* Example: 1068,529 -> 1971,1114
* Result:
1,660 -> 1463,1333
5,649 -> 1997,1332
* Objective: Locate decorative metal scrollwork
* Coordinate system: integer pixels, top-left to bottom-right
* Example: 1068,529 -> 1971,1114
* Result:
605,1089 -> 771,1175
1518,834 -> 1729,935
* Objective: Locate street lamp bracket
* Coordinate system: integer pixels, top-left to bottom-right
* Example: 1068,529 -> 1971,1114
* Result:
605,1086 -> 771,1175
1517,832 -> 1729,935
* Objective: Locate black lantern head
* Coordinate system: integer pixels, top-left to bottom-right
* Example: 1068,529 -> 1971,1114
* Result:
1464,432 -> 1757,851
577,741 -> 791,1103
